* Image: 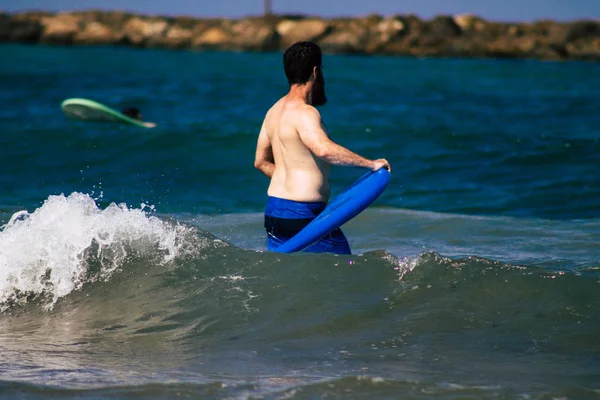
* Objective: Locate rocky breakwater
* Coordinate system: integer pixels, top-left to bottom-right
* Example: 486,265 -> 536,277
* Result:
1,10 -> 600,61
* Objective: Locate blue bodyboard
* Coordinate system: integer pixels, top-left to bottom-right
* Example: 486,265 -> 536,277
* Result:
274,168 -> 390,253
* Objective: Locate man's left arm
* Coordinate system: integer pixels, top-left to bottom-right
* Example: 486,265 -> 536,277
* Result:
254,122 -> 275,178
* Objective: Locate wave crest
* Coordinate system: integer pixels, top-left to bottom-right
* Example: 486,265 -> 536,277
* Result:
0,192 -> 195,310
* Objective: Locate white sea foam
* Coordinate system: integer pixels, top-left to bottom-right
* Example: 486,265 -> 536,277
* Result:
0,192 -> 189,309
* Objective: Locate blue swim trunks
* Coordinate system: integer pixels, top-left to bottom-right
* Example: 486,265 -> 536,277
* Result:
264,196 -> 351,254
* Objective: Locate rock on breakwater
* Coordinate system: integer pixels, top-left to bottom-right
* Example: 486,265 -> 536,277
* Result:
1,10 -> 600,61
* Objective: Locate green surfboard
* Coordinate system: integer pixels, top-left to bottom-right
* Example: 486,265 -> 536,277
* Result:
61,98 -> 154,128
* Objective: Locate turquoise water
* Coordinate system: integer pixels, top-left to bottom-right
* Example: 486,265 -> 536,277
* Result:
0,44 -> 599,399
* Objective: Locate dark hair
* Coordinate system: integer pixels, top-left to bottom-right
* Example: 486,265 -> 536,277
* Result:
283,41 -> 322,86
121,107 -> 142,120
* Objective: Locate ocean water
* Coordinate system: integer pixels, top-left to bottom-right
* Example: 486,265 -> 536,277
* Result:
0,43 -> 599,399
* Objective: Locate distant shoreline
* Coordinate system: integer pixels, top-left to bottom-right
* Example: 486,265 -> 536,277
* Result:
2,10 -> 599,61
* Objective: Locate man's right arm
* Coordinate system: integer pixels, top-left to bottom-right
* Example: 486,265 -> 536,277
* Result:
298,106 -> 390,172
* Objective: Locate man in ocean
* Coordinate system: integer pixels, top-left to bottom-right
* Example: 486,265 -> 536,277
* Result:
254,41 -> 391,254
121,106 -> 157,128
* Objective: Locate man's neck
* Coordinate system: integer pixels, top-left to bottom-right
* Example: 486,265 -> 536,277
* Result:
287,83 -> 312,104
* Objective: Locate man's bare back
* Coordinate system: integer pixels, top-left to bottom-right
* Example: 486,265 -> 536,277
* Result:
255,92 -> 390,203
260,96 -> 331,202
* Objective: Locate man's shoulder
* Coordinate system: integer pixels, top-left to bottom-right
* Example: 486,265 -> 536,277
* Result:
265,98 -> 321,128
295,103 -> 321,121
265,99 -> 282,117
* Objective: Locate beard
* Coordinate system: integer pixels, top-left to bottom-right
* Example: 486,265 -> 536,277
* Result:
307,70 -> 327,107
